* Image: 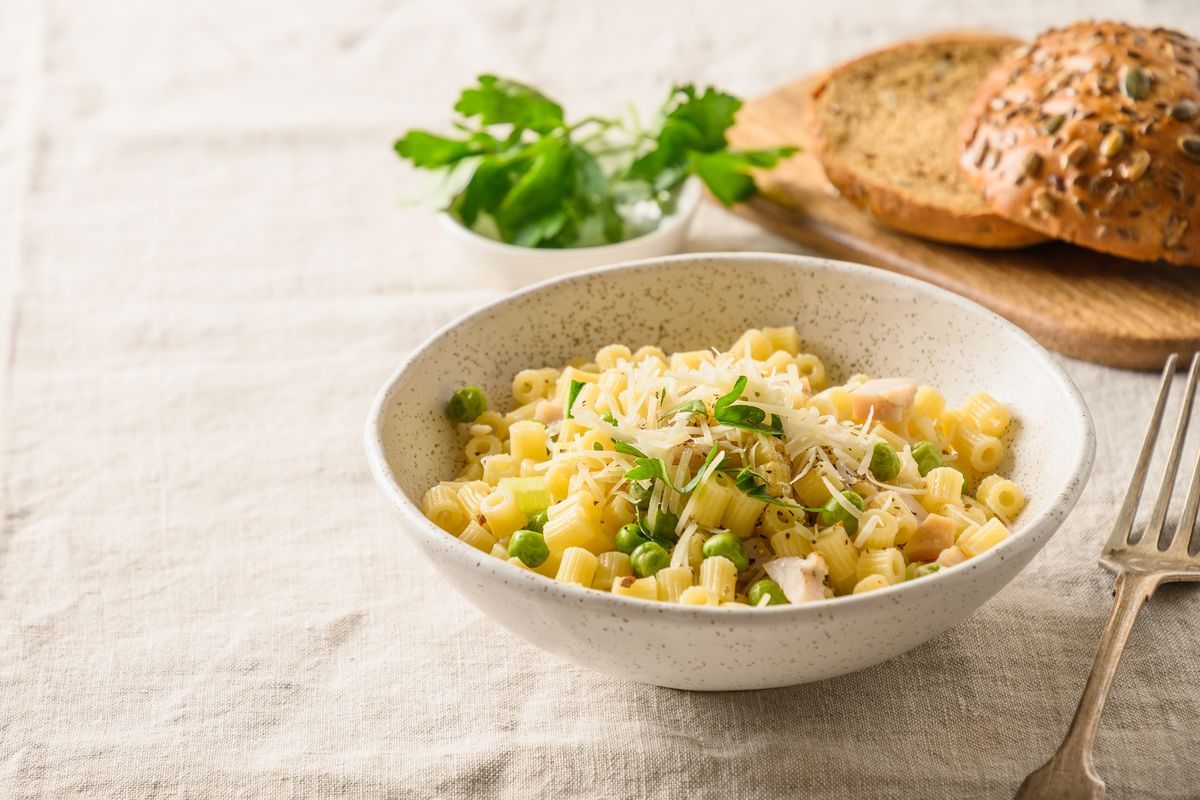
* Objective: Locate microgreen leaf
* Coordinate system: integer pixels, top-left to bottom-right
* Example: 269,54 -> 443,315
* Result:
678,444 -> 721,494
622,444 -> 720,495
732,467 -> 820,511
658,399 -> 707,422
613,440 -> 647,458
625,457 -> 670,484
566,379 -> 586,419
712,376 -> 783,436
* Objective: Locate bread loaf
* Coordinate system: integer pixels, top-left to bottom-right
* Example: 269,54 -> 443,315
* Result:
959,21 -> 1200,265
808,34 -> 1045,248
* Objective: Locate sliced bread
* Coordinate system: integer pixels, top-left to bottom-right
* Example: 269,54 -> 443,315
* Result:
959,21 -> 1200,266
808,33 -> 1046,248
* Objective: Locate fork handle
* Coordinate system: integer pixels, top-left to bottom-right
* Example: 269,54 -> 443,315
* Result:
1016,571 -> 1161,800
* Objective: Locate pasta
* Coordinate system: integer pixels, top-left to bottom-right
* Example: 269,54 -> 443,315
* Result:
421,483 -> 468,535
593,551 -> 632,589
424,328 -> 1026,608
556,547 -> 599,586
655,566 -> 694,602
976,474 -> 1026,521
479,488 -> 526,539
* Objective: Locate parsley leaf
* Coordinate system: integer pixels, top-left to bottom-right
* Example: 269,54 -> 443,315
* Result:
712,376 -> 783,436
394,77 -> 798,248
454,75 -> 565,133
628,86 -> 798,204
691,148 -> 796,206
394,130 -> 495,168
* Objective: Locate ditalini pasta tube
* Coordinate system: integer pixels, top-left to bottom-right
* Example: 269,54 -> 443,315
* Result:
422,328 -> 1024,606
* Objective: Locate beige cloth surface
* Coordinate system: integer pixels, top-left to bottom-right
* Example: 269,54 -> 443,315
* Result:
2,1 -> 1200,798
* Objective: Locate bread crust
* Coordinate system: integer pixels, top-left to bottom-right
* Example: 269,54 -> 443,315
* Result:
809,32 -> 1047,249
959,21 -> 1200,265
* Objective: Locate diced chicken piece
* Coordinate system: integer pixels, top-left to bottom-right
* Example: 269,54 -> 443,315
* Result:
903,513 -> 957,563
764,553 -> 828,605
534,400 -> 563,425
849,377 -> 918,423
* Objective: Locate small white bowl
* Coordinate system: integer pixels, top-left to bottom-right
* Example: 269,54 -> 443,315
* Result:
365,253 -> 1095,690
438,179 -> 701,288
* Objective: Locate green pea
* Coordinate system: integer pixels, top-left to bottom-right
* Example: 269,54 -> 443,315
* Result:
644,509 -> 680,542
631,541 -> 671,578
524,510 -> 548,534
912,441 -> 942,476
747,579 -> 789,606
701,531 -> 749,574
817,491 -> 865,535
446,385 -> 487,423
869,442 -> 901,482
615,523 -> 650,555
508,530 -> 549,568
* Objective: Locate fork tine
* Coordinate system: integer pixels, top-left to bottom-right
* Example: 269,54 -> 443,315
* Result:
1169,443 -> 1200,558
1105,354 -> 1177,552
1148,352 -> 1200,549
1169,354 -> 1200,557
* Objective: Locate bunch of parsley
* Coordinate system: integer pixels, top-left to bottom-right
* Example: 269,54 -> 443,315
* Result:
395,75 -> 796,248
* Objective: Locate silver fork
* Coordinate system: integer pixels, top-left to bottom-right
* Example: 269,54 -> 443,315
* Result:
1016,352 -> 1200,800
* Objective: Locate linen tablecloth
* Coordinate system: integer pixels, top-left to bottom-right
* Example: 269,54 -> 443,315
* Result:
3,1 -> 1199,797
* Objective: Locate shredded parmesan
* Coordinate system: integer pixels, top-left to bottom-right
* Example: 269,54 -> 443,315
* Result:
852,513 -> 881,549
671,523 -> 699,569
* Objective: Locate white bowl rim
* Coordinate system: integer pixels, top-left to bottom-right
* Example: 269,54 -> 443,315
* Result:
436,177 -> 701,258
364,252 -> 1096,622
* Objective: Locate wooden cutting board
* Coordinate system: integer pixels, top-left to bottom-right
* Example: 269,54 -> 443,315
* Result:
726,76 -> 1200,371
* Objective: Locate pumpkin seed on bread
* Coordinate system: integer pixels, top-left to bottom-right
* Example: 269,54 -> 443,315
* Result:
959,21 -> 1200,265
808,33 -> 1045,248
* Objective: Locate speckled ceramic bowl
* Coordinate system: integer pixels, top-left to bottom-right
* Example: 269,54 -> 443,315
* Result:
365,253 -> 1095,690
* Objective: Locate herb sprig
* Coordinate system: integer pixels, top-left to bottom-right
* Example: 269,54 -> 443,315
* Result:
395,76 -> 797,248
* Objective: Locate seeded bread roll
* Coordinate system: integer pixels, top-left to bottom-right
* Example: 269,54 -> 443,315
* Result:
809,33 -> 1046,248
959,21 -> 1200,265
